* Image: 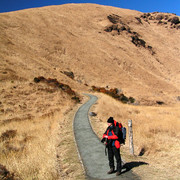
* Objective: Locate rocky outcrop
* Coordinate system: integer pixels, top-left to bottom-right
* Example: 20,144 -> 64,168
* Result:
107,14 -> 122,24
104,14 -> 155,54
131,35 -> 146,47
61,71 -> 74,79
140,12 -> 180,29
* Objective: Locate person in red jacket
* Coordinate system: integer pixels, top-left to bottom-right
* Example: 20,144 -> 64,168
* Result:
102,117 -> 122,176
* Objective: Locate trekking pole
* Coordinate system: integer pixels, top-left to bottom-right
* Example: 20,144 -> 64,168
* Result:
128,120 -> 134,155
105,138 -> 108,156
105,146 -> 107,156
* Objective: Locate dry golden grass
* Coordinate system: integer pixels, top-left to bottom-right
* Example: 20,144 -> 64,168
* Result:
90,93 -> 180,179
0,4 -> 180,101
0,99 -> 85,180
0,3 -> 180,179
0,79 -> 84,179
0,114 -> 60,179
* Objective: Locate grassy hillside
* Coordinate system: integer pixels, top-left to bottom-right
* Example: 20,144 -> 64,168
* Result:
0,3 -> 180,179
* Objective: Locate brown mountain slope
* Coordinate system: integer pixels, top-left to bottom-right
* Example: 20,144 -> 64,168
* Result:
0,3 -> 180,104
0,3 -> 180,180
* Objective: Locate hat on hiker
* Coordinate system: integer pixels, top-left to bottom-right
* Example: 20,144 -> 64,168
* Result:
107,117 -> 114,124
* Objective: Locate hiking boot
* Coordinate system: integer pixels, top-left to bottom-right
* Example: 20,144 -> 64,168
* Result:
107,168 -> 114,174
116,171 -> 121,176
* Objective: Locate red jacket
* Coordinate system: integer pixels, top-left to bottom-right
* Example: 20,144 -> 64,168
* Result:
103,120 -> 121,149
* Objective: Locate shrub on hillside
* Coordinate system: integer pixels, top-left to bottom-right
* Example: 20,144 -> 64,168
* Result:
92,86 -> 135,104
171,16 -> 180,24
0,164 -> 15,180
33,76 -> 80,102
129,97 -> 136,104
131,35 -> 146,47
71,96 -> 80,103
156,101 -> 164,105
0,130 -> 17,142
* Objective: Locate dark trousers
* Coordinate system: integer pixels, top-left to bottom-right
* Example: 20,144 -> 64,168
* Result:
107,146 -> 122,172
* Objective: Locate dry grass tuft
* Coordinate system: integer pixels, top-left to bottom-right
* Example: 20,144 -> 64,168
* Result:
0,87 -> 84,179
0,130 -> 17,142
0,164 -> 15,180
0,115 -> 61,179
0,78 -> 78,179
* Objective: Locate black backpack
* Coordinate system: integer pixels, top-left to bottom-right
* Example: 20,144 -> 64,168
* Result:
115,121 -> 126,144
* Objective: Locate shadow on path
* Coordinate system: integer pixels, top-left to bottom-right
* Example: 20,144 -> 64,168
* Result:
121,161 -> 149,174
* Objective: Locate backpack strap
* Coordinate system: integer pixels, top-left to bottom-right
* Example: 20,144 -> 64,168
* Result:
108,129 -> 118,140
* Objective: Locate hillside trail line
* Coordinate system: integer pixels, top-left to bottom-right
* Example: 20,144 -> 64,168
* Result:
73,94 -> 140,180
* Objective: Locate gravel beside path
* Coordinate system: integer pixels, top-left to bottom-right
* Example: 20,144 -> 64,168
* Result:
73,94 -> 140,180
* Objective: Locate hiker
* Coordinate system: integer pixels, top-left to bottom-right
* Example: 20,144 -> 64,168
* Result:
102,117 -> 122,176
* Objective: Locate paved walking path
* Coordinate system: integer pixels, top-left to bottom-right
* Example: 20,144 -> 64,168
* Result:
73,94 -> 140,180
